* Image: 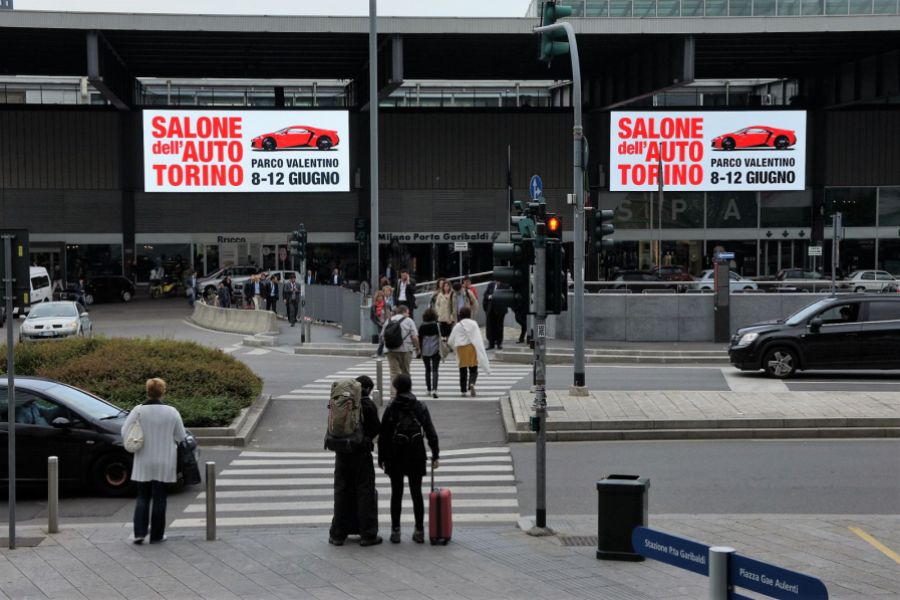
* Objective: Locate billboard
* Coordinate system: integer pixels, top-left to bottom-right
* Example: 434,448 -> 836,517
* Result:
610,111 -> 806,191
143,110 -> 349,192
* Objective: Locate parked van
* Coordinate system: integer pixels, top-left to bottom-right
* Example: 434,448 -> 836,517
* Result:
13,266 -> 52,315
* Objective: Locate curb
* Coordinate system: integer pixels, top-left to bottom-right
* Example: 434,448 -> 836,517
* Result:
497,351 -> 730,365
499,394 -> 900,442
191,394 -> 271,447
293,345 -> 375,357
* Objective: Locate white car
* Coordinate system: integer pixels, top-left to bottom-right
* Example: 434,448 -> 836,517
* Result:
843,270 -> 897,293
19,301 -> 92,342
197,265 -> 260,297
694,270 -> 759,292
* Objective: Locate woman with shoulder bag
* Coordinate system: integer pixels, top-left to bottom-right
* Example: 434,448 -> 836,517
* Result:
434,280 -> 455,338
121,378 -> 187,544
418,308 -> 442,398
371,290 -> 389,355
447,306 -> 491,397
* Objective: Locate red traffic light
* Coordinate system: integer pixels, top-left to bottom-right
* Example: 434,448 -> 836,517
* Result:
548,216 -> 561,232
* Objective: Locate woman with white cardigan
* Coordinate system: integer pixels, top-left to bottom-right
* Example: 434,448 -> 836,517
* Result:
122,378 -> 187,544
446,306 -> 491,397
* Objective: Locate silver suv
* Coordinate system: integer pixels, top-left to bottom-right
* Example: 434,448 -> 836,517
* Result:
198,266 -> 259,297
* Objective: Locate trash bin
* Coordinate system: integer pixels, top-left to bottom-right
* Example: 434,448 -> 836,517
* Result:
596,474 -> 649,561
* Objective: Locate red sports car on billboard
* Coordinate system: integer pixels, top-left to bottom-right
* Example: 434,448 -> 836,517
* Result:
711,126 -> 797,151
251,125 -> 340,151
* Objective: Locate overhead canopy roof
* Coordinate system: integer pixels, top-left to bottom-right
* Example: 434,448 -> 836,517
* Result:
0,11 -> 897,90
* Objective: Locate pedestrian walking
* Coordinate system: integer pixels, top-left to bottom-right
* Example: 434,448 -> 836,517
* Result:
331,267 -> 343,286
243,275 -> 255,309
284,273 -> 300,326
483,280 -> 508,350
186,270 -> 197,307
266,274 -> 279,312
434,279 -> 454,338
370,290 -> 389,355
382,285 -> 395,310
381,305 -> 419,397
216,281 -> 231,308
329,375 -> 382,547
418,308 -> 442,398
447,306 -> 490,397
74,278 -> 87,308
462,276 -> 478,300
122,378 -> 187,544
378,373 -> 440,544
393,268 -> 418,319
451,281 -> 478,321
430,278 -> 446,308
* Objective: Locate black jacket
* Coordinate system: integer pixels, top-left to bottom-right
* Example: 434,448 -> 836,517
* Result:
378,392 -> 439,476
357,394 -> 381,452
393,278 -> 418,308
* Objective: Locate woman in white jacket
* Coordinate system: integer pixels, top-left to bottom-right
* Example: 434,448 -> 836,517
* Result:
446,306 -> 490,397
122,378 -> 187,544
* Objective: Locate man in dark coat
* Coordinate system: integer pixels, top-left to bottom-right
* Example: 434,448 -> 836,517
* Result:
329,375 -> 382,547
483,280 -> 508,350
392,268 -> 418,319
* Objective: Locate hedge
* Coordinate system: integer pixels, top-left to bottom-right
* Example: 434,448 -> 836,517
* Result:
0,337 -> 262,427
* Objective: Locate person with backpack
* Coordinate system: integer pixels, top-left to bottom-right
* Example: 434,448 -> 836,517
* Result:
378,373 -> 439,544
381,305 -> 420,397
326,376 -> 382,547
447,306 -> 491,397
417,308 -> 442,398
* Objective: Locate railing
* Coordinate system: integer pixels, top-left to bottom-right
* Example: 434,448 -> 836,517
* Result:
304,284 -> 363,336
582,279 -> 887,293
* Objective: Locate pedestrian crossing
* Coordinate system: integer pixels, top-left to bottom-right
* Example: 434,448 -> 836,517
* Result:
169,446 -> 520,529
274,358 -> 532,402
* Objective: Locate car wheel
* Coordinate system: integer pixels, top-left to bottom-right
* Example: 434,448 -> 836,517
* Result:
316,136 -> 333,150
774,135 -> 790,150
84,294 -> 94,306
722,137 -> 736,151
854,286 -> 866,293
121,290 -> 132,302
743,286 -> 754,291
92,452 -> 134,497
763,347 -> 798,379
263,137 -> 276,151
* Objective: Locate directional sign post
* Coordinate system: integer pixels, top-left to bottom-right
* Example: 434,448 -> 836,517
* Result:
632,527 -> 828,600
529,174 -> 543,200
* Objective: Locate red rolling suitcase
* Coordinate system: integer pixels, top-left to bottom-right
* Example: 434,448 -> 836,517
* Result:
428,463 -> 452,545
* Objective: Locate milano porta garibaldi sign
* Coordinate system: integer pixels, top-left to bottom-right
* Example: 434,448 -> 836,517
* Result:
143,110 -> 349,192
610,111 -> 806,192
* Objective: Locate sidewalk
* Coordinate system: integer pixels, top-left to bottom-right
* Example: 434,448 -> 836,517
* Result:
503,389 -> 900,441
1,513 -> 896,599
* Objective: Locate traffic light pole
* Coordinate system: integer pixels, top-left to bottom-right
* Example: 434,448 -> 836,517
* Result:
534,20 -> 587,393
368,0 -> 380,297
4,235 -> 17,549
299,257 -> 307,344
533,232 -> 550,532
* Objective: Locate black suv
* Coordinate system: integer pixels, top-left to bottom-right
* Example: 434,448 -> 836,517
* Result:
729,295 -> 900,378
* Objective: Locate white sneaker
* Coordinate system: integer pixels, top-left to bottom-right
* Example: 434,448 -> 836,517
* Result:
432,391 -> 438,398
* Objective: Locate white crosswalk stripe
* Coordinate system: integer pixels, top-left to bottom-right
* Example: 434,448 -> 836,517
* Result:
169,446 -> 520,529
273,358 -> 531,402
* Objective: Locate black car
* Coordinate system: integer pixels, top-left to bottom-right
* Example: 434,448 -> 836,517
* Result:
86,275 -> 136,303
1,377 -> 196,496
729,295 -> 900,378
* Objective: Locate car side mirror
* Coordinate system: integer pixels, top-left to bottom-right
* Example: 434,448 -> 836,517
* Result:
51,417 -> 71,428
808,317 -> 823,333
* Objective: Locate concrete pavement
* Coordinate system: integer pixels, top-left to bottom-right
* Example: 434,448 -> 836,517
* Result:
1,513 -> 896,599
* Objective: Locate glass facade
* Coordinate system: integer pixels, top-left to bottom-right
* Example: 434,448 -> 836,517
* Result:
598,186 -> 899,279
527,0 -> 899,15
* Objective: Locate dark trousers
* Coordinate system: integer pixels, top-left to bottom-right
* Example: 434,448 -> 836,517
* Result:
266,297 -> 277,312
330,451 -> 379,540
389,471 -> 424,530
515,310 -> 527,342
286,298 -> 299,324
439,321 -> 453,338
459,366 -> 478,393
422,354 -> 440,391
134,480 -> 167,541
486,310 -> 506,347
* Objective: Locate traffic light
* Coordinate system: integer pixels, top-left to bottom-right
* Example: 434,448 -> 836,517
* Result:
354,217 -> 369,242
492,241 -> 533,312
545,239 -> 567,315
539,1 -> 573,63
592,209 -> 615,253
546,213 -> 562,240
289,225 -> 308,261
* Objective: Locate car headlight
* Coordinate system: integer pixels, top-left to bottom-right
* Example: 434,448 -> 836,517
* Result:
734,332 -> 759,348
63,320 -> 78,331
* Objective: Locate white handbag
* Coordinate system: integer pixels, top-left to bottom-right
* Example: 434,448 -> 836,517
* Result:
124,406 -> 144,453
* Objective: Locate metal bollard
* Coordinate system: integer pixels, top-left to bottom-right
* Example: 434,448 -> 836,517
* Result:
205,461 -> 216,541
708,546 -> 736,600
47,456 -> 59,534
375,357 -> 384,407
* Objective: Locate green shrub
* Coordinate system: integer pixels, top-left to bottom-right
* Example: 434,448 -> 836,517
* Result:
0,337 -> 262,427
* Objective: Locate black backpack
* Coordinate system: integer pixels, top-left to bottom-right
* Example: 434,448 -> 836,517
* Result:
392,404 -> 423,446
383,317 -> 408,350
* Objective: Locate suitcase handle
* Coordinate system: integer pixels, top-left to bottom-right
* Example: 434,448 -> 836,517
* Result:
430,460 -> 435,492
